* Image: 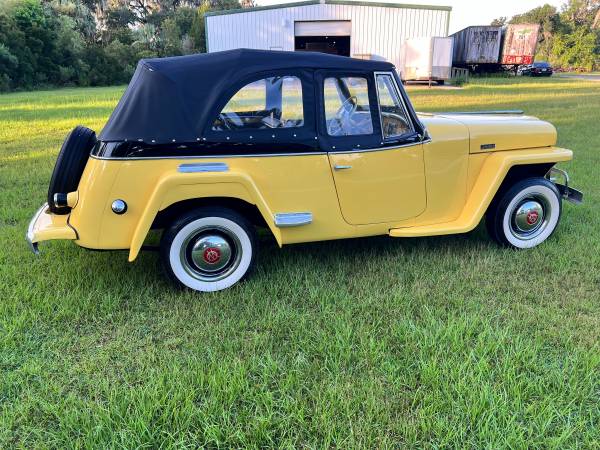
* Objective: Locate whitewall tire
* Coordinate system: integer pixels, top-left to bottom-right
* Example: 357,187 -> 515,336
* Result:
160,208 -> 257,292
486,177 -> 562,249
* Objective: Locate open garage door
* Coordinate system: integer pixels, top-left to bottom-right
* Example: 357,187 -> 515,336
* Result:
294,21 -> 351,57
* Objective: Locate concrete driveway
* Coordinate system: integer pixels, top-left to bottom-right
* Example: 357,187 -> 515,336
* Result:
557,74 -> 600,81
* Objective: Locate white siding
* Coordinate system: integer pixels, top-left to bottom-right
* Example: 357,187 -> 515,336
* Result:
206,3 -> 450,72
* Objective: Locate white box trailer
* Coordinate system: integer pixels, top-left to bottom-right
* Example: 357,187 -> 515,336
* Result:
401,37 -> 453,82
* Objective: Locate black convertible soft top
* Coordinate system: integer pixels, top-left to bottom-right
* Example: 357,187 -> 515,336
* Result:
99,49 -> 395,145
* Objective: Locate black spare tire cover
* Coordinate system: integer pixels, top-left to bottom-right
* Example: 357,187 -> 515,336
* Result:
47,126 -> 96,214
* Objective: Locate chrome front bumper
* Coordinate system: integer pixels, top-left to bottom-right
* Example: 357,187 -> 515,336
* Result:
548,167 -> 584,205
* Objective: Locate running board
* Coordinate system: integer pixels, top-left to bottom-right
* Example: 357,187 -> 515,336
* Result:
389,220 -> 474,238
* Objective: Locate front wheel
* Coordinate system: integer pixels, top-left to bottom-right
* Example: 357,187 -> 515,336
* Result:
160,207 -> 257,292
486,177 -> 562,249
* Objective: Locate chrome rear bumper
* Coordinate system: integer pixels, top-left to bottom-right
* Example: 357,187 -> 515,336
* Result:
26,203 -> 77,254
26,203 -> 47,255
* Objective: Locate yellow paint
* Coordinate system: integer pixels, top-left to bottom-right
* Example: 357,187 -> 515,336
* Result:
68,157 -> 121,248
416,116 -> 470,225
328,144 -> 426,225
30,113 -> 574,258
390,146 -> 572,237
435,113 -> 558,153
127,171 -> 280,261
66,191 -> 79,208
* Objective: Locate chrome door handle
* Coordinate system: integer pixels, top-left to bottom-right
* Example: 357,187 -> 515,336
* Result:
333,165 -> 352,171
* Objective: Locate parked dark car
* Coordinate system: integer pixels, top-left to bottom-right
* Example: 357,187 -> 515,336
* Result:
518,61 -> 553,77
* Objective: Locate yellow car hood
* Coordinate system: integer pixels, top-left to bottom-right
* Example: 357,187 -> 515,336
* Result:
421,113 -> 557,154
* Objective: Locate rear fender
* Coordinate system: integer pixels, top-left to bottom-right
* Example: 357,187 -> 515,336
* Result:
128,170 -> 280,261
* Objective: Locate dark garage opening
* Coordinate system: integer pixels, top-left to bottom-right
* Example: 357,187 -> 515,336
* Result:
295,36 -> 350,56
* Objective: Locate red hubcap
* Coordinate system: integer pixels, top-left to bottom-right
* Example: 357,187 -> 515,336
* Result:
526,211 -> 539,225
203,247 -> 221,264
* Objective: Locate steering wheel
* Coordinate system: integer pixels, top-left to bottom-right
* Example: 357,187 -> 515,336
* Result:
328,96 -> 358,136
218,113 -> 233,131
261,114 -> 283,129
381,112 -> 411,136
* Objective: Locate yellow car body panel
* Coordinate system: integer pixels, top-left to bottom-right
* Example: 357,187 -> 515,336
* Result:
390,146 -> 572,237
420,113 -> 558,153
69,155 -> 373,260
328,143 -> 427,225
31,113 -> 574,259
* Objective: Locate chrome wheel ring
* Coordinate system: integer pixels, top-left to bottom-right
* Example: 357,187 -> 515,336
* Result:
509,194 -> 551,241
180,226 -> 242,282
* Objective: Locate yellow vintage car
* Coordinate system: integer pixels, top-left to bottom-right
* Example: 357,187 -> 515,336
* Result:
27,49 -> 582,292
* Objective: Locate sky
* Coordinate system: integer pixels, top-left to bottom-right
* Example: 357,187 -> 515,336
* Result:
255,0 -> 566,33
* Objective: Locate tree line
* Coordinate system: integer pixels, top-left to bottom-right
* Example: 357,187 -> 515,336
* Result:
0,0 -> 599,92
492,0 -> 600,71
0,0 -> 247,91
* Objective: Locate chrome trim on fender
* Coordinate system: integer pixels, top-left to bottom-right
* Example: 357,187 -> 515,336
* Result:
432,110 -> 525,115
111,199 -> 128,214
26,203 -> 48,255
178,162 -> 229,173
274,212 -> 313,228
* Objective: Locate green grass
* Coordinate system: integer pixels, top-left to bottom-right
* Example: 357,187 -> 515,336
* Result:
1,78 -> 599,448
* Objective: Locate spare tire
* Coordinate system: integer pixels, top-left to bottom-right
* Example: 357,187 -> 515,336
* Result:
47,126 -> 97,214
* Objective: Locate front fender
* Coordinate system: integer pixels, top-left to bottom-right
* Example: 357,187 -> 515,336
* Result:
390,146 -> 573,237
128,169 -> 281,261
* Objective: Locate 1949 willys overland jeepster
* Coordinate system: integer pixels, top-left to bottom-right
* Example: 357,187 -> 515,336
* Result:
27,49 -> 583,292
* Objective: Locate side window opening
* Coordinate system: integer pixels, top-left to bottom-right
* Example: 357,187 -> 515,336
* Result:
375,74 -> 412,139
324,77 -> 374,136
213,76 -> 304,131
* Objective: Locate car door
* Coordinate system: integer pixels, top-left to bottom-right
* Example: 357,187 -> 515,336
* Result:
320,70 -> 426,225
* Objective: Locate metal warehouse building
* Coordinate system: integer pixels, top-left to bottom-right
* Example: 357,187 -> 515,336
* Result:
205,0 -> 451,71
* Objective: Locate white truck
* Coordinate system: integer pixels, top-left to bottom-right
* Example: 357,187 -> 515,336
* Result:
401,37 -> 454,84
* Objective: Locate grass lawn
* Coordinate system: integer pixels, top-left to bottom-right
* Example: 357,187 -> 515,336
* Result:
1,78 -> 599,448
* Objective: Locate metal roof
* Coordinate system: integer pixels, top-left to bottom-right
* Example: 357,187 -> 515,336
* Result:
205,0 -> 452,17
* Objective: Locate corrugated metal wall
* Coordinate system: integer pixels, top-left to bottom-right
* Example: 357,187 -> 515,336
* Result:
206,3 -> 450,72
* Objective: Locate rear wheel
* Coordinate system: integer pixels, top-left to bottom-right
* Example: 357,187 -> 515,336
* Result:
486,177 -> 562,249
160,207 -> 257,292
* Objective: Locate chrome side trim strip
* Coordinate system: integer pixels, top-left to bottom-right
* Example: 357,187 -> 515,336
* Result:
26,203 -> 48,255
328,138 -> 430,155
91,152 -> 327,161
274,212 -> 313,228
178,162 -> 229,173
91,140 -> 429,161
